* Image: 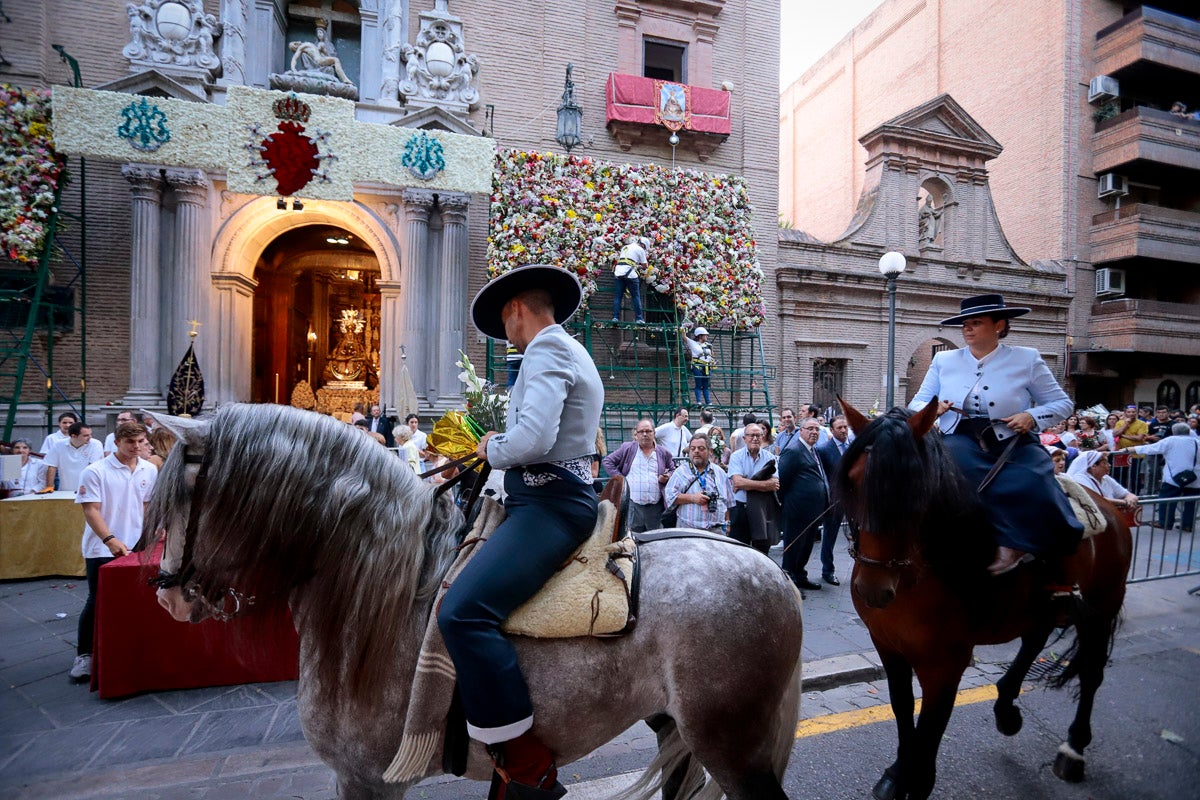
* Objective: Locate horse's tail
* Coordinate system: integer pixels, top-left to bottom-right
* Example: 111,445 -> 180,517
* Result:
609,717 -> 710,800
1046,595 -> 1123,691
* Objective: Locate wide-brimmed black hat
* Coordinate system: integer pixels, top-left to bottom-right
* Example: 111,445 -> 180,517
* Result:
940,293 -> 1031,326
470,264 -> 583,340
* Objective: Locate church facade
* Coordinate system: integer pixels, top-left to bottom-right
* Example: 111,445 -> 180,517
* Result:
2,0 -> 780,422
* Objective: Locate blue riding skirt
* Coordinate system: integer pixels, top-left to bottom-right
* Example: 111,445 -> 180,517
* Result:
437,468 -> 597,744
944,427 -> 1083,557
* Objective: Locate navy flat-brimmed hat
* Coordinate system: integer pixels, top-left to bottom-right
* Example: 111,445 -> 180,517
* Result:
940,293 -> 1031,326
470,264 -> 583,340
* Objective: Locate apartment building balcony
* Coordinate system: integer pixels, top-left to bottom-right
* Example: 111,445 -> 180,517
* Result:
1086,298 -> 1200,357
1095,7 -> 1200,78
1093,107 -> 1200,174
1090,204 -> 1200,265
605,73 -> 730,160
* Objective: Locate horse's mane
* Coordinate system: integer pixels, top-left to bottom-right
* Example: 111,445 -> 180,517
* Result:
837,409 -> 993,575
147,404 -> 463,706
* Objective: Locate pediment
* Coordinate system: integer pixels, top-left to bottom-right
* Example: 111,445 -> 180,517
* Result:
861,93 -> 1001,158
93,70 -> 207,102
389,105 -> 481,137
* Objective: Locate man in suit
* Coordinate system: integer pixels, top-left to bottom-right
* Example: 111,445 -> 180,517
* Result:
778,418 -> 829,592
367,404 -> 394,448
815,415 -> 852,586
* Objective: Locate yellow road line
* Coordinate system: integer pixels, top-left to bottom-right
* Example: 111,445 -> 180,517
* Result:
796,684 -> 999,739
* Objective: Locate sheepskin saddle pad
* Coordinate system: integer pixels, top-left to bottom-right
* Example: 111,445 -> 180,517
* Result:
1055,473 -> 1106,539
380,495 -> 636,784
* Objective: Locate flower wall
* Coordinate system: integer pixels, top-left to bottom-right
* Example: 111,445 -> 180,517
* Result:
0,85 -> 65,264
488,150 -> 765,329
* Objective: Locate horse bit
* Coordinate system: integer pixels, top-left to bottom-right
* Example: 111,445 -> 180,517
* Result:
150,449 -> 256,622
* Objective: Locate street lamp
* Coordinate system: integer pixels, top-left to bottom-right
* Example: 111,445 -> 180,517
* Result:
556,64 -> 582,152
878,251 -> 907,409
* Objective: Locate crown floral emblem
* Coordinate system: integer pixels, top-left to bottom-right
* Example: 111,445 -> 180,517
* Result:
273,93 -> 312,123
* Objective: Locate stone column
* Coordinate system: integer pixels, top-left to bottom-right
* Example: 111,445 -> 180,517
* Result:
400,188 -> 435,405
121,164 -> 165,405
218,0 -> 249,87
211,272 -> 256,405
436,194 -> 470,403
163,169 -> 212,397
377,279 -> 403,412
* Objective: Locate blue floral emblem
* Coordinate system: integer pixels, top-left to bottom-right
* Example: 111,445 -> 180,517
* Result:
401,131 -> 446,180
117,97 -> 171,152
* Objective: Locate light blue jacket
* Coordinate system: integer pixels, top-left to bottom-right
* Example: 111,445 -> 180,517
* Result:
909,344 -> 1072,442
486,324 -> 604,469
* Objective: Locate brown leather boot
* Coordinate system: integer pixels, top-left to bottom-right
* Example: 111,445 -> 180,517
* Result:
987,546 -> 1027,576
486,730 -> 566,800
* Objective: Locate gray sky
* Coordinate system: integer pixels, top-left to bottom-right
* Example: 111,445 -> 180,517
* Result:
780,1 -> 887,87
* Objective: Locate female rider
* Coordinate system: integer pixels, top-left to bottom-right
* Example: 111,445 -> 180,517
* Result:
909,294 -> 1084,575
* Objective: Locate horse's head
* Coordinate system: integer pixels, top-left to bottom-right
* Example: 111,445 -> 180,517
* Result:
141,411 -> 216,624
836,398 -> 941,609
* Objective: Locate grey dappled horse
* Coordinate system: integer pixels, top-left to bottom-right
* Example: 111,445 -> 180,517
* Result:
145,405 -> 804,800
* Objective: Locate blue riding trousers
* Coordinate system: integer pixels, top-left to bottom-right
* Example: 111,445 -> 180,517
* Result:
437,468 -> 597,744
944,431 -> 1084,557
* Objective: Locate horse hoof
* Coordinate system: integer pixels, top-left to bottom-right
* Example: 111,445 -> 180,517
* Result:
872,773 -> 899,800
994,705 -> 1023,736
1053,747 -> 1086,783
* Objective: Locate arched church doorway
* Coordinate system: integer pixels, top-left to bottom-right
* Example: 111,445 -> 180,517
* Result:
904,336 -> 957,406
251,224 -> 381,413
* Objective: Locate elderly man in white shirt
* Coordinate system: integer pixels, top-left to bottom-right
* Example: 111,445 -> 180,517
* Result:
727,423 -> 778,552
1117,422 -> 1200,532
44,421 -> 103,493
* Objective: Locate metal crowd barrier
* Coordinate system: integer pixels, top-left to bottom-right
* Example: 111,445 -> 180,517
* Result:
1124,495 -> 1199,583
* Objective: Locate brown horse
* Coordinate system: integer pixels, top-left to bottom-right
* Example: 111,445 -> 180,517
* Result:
836,399 -> 1131,800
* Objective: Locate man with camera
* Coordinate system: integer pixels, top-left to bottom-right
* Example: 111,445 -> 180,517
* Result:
663,433 -> 731,534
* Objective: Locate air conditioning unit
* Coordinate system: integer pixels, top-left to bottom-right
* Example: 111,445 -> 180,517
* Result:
1095,267 -> 1126,297
1088,75 -> 1119,104
1097,173 -> 1128,199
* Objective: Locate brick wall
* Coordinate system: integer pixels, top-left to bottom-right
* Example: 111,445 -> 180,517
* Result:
4,0 -> 780,416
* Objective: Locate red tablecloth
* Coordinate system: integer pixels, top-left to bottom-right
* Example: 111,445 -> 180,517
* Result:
91,544 -> 300,698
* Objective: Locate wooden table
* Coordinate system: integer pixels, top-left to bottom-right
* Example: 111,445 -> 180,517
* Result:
92,544 -> 300,698
0,491 -> 85,579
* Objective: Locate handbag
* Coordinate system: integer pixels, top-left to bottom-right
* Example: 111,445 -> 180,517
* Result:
660,473 -> 700,528
1174,441 -> 1199,487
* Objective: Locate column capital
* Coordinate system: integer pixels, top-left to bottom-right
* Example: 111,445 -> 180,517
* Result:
440,193 -> 469,224
122,163 -> 163,187
165,168 -> 211,203
402,187 -> 436,209
211,271 -> 259,296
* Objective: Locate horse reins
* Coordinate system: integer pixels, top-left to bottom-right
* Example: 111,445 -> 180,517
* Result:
420,452 -> 493,523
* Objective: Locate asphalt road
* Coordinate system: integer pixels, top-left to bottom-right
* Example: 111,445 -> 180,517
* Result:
779,647 -> 1200,800
404,645 -> 1200,800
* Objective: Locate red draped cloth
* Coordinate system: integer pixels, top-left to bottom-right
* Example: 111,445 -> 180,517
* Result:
91,543 -> 300,698
605,73 -> 731,135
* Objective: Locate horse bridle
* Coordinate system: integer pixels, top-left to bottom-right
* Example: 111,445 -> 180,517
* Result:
150,449 -> 257,622
842,444 -> 916,572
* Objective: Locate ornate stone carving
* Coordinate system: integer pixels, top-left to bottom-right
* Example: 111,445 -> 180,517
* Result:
218,0 -> 248,86
397,0 -> 480,115
380,0 -> 406,100
123,0 -> 221,82
270,18 -> 359,100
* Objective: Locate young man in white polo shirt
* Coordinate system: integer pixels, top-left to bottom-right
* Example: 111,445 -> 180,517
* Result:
43,421 -> 103,493
69,421 -> 157,683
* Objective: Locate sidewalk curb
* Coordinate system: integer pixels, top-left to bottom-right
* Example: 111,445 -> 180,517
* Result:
802,651 -> 885,692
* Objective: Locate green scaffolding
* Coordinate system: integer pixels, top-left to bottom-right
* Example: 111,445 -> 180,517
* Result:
485,278 -> 774,456
0,48 -> 87,443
